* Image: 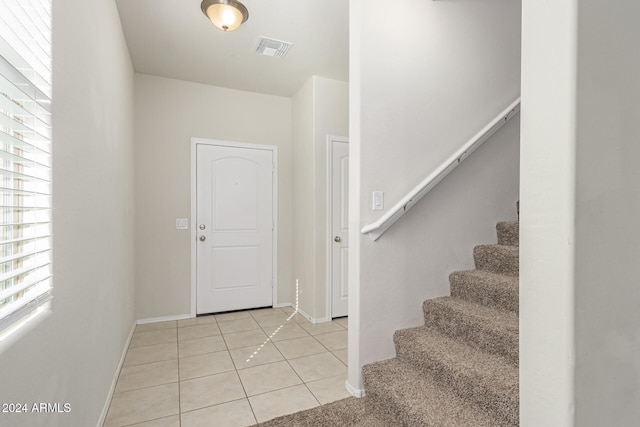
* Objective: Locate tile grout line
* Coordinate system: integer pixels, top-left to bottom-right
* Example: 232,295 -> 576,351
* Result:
219,320 -> 259,426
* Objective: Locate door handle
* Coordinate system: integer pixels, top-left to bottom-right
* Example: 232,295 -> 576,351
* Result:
199,235 -> 206,242
334,236 -> 341,243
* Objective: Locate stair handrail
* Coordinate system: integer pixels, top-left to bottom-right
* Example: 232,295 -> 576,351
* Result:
361,98 -> 521,241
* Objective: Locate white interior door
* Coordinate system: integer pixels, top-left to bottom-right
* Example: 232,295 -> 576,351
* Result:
330,138 -> 349,318
196,143 -> 274,314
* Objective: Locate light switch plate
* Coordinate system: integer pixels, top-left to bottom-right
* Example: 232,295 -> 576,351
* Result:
373,191 -> 384,211
176,218 -> 188,230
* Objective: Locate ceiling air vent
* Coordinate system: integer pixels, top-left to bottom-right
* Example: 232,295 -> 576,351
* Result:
255,37 -> 293,58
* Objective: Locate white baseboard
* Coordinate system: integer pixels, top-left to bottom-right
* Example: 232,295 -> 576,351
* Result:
295,307 -> 316,324
292,307 -> 333,324
315,315 -> 331,323
273,302 -> 292,309
97,321 -> 136,427
345,379 -> 365,398
137,313 -> 192,324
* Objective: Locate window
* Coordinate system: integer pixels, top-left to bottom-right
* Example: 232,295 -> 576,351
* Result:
0,0 -> 52,331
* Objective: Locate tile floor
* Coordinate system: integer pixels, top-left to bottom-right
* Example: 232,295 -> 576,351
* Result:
103,307 -> 349,427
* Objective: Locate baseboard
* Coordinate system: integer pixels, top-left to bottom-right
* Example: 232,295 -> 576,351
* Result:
273,302 -> 292,309
97,321 -> 136,427
293,307 -> 333,324
345,379 -> 365,398
295,307 -> 316,324
137,313 -> 192,324
315,315 -> 331,323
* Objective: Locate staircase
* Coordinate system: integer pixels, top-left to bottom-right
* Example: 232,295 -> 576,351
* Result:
362,210 -> 519,426
256,207 -> 520,426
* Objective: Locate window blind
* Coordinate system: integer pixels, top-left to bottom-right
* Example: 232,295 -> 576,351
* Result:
0,0 -> 52,331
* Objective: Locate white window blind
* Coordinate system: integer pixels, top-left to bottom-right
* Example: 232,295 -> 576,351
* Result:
0,0 -> 52,331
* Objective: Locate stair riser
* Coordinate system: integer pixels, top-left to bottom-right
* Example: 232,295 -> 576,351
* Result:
395,343 -> 518,425
362,368 -> 420,427
423,301 -> 518,365
363,388 -> 411,427
473,245 -> 519,276
496,221 -> 519,246
362,359 -> 511,427
450,272 -> 519,314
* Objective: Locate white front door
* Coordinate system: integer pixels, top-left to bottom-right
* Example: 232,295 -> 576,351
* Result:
196,143 -> 274,314
330,137 -> 349,318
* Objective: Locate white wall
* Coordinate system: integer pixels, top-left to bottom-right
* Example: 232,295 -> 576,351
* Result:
0,0 -> 136,425
292,76 -> 348,321
292,79 -> 316,317
349,0 -> 521,393
574,1 -> 640,422
134,74 -> 293,320
521,0 -> 640,425
520,0 -> 577,424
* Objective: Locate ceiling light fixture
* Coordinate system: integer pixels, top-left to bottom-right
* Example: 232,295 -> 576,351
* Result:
201,0 -> 249,32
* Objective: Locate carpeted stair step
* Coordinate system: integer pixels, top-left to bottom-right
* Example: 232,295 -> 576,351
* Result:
496,221 -> 519,246
450,270 -> 519,314
394,326 -> 518,426
362,358 -> 508,427
473,244 -> 518,277
254,397 -> 388,427
423,297 -> 518,365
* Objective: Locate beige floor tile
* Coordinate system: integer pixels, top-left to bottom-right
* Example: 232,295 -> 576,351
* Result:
178,323 -> 221,341
124,343 -> 178,367
334,317 -> 348,329
180,371 -> 246,412
237,360 -> 302,396
181,399 -> 256,427
248,384 -> 319,423
127,415 -> 180,427
178,318 -> 198,328
314,330 -> 348,351
179,335 -> 227,358
130,329 -> 177,348
248,307 -> 285,319
217,317 -> 260,334
135,321 -> 177,333
262,323 -> 309,342
229,342 -> 284,370
179,350 -> 235,380
306,375 -> 351,404
279,306 -> 295,315
288,352 -> 347,383
273,336 -> 326,359
178,315 -> 217,328
115,359 -> 179,393
332,348 -> 348,365
215,311 -> 252,321
299,321 -> 345,336
253,313 -> 291,328
104,383 -> 179,427
222,329 -> 269,350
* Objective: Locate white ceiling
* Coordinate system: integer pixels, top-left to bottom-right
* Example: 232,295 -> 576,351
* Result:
115,0 -> 349,97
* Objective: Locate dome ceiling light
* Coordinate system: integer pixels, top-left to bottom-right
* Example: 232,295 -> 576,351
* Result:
201,0 -> 249,32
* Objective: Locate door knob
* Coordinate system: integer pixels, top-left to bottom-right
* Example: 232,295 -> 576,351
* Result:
334,236 -> 341,242
199,235 -> 206,242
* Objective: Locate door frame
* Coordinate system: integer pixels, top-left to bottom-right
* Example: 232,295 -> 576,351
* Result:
190,138 -> 278,317
326,135 -> 349,319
